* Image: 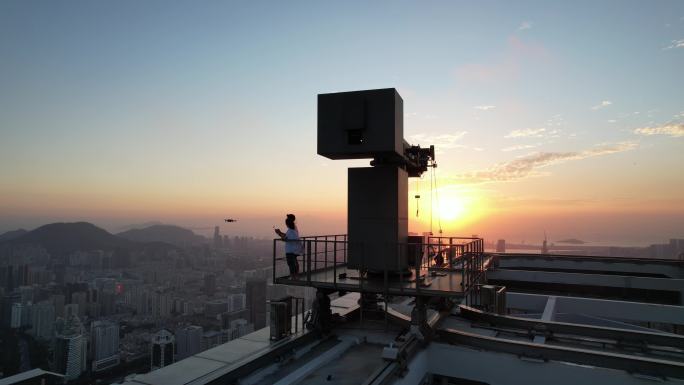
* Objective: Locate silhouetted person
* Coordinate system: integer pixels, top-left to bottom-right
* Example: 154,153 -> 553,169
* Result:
275,214 -> 302,279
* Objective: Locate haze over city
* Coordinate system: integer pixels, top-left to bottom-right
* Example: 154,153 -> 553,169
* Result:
1,0 -> 683,245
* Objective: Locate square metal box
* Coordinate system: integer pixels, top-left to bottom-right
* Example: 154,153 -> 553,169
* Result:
317,88 -> 404,160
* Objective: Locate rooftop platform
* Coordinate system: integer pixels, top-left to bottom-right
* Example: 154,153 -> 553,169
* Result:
273,235 -> 488,299
277,264 -> 471,298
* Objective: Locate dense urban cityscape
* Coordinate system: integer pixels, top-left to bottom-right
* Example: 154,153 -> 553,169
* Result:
1,221 -> 681,383
0,223 -> 315,383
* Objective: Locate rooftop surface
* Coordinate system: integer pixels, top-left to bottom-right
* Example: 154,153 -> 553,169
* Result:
120,253 -> 684,385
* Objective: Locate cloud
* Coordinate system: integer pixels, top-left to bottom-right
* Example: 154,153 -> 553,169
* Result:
546,114 -> 565,127
449,142 -> 637,184
633,122 -> 684,137
505,128 -> 546,138
501,144 -> 539,152
409,132 -> 468,149
664,39 -> 684,50
591,100 -> 612,110
474,105 -> 496,111
518,21 -> 532,31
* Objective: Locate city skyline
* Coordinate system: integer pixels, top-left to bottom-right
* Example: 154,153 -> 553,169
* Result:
1,1 -> 683,245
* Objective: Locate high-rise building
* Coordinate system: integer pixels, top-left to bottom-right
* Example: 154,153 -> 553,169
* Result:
64,303 -> 79,319
54,333 -> 86,381
496,239 -> 506,253
54,315 -> 87,381
91,320 -> 120,372
30,301 -> 55,340
98,291 -> 116,316
151,329 -> 175,371
246,279 -> 267,330
151,291 -> 173,319
52,293 -> 65,318
70,291 -> 87,317
230,294 -> 245,311
10,302 -> 27,328
175,325 -> 203,360
204,299 -> 229,317
200,331 -> 222,351
226,319 -> 254,341
204,273 -> 216,296
18,285 -> 34,304
1,293 -> 20,327
213,226 -> 222,249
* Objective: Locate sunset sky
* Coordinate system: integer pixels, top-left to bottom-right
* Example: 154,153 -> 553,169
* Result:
1,1 -> 683,245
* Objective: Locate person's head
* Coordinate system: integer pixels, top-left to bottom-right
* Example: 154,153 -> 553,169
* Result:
285,214 -> 296,229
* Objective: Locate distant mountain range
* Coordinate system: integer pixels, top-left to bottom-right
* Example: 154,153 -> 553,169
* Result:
3,222 -> 135,256
0,229 -> 28,242
556,238 -> 586,245
117,221 -> 165,232
117,224 -> 207,246
0,222 -> 205,256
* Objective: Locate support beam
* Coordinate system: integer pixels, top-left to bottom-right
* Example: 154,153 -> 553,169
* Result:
506,292 -> 684,325
533,296 -> 556,344
489,269 -> 684,304
497,255 -> 684,279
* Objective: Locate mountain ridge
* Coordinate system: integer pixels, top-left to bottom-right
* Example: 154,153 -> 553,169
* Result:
2,222 -> 178,256
117,224 -> 206,246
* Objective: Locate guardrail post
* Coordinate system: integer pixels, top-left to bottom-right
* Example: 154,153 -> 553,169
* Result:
415,243 -> 421,297
306,240 -> 312,285
384,242 -> 388,302
449,237 -> 453,269
314,236 -> 318,271
343,234 -> 347,264
273,239 -> 277,282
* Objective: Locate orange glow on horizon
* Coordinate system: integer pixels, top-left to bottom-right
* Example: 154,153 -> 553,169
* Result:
409,184 -> 488,234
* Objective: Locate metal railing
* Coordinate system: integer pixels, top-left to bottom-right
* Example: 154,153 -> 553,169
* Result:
272,234 -> 348,284
272,235 -> 486,298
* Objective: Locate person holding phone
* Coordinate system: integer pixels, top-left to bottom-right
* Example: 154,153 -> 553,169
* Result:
275,214 -> 302,279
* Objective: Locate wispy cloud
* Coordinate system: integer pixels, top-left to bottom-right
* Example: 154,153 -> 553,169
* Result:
409,132 -> 468,149
591,100 -> 612,110
546,114 -> 565,127
474,105 -> 496,111
449,142 -> 637,184
664,39 -> 684,50
634,122 -> 684,137
501,144 -> 539,152
518,21 -> 532,31
505,128 -> 546,138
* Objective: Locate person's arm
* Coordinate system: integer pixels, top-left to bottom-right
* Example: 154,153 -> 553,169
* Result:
274,228 -> 287,240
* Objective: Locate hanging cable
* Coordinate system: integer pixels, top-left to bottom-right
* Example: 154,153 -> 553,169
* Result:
433,166 -> 443,234
415,177 -> 421,217
429,165 -> 434,235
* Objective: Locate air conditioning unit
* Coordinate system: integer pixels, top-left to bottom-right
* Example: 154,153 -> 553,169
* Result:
480,285 -> 507,315
269,296 -> 292,341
